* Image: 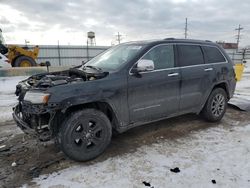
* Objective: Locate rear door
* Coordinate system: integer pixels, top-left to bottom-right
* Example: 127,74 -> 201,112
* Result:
177,44 -> 215,113
128,44 -> 181,123
202,45 -> 230,96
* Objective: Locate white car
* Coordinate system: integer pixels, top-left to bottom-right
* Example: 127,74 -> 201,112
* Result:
0,53 -> 11,68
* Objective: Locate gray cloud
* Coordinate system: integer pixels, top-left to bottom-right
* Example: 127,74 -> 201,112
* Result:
0,0 -> 250,46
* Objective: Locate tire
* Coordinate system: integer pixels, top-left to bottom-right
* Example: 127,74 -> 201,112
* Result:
13,56 -> 36,67
58,109 -> 112,162
201,88 -> 228,122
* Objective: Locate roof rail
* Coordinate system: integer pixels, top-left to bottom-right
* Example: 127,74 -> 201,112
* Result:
205,40 -> 212,42
164,38 -> 175,40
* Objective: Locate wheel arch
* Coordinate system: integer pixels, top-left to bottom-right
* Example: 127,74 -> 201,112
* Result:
198,81 -> 230,114
212,82 -> 230,100
51,101 -> 120,136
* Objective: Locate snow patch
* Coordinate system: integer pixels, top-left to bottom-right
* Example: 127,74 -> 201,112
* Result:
32,124 -> 250,188
0,76 -> 26,122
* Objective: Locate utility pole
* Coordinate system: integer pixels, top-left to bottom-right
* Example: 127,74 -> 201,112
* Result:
86,39 -> 89,61
235,24 -> 243,50
116,32 -> 122,44
57,40 -> 61,66
184,18 -> 188,39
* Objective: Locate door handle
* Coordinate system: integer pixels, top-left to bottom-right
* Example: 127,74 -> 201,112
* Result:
168,73 -> 179,77
204,68 -> 213,72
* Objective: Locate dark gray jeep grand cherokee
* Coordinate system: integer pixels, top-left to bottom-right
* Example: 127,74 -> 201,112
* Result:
13,39 -> 236,161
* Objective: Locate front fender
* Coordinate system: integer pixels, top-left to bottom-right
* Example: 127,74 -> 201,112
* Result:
60,91 -> 103,113
57,89 -> 114,112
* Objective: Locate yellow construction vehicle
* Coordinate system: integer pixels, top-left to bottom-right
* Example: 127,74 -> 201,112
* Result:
0,28 -> 39,67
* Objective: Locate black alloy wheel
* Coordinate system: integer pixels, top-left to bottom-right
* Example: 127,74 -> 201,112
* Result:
58,109 -> 112,161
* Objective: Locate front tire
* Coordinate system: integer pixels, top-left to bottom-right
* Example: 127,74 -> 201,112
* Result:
201,88 -> 227,122
58,109 -> 112,161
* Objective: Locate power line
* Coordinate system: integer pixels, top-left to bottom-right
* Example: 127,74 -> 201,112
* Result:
184,18 -> 188,39
235,24 -> 243,50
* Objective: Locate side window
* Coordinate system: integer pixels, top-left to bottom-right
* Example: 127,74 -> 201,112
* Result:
177,45 -> 204,66
203,46 -> 226,63
142,45 -> 175,70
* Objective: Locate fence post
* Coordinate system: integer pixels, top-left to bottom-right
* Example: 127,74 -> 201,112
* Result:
86,40 -> 89,61
57,40 -> 61,66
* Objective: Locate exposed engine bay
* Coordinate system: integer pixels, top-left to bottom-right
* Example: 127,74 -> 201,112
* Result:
25,67 -> 108,88
15,67 -> 109,97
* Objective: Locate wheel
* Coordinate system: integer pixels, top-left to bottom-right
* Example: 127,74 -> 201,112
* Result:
13,56 -> 36,67
201,88 -> 228,122
58,109 -> 112,161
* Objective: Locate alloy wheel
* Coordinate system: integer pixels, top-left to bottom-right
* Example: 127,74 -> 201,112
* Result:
211,93 -> 225,117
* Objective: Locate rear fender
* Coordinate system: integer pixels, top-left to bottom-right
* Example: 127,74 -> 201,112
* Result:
198,81 -> 230,113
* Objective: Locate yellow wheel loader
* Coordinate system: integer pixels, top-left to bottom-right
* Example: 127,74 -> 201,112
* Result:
0,28 -> 39,67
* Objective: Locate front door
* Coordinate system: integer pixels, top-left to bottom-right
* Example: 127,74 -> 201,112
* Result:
128,44 -> 181,123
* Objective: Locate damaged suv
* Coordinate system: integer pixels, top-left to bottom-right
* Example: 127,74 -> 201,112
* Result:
13,39 -> 236,161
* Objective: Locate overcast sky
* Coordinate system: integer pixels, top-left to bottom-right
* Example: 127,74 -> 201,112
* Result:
0,0 -> 250,47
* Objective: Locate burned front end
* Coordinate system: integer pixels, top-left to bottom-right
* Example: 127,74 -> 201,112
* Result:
13,68 -> 108,141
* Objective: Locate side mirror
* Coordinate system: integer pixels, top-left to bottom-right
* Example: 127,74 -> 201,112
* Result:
132,59 -> 154,73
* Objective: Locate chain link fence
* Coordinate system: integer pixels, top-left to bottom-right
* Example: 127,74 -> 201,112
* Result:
226,49 -> 250,64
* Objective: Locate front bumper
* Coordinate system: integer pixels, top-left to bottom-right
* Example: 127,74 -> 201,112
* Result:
12,104 -> 37,135
13,103 -> 56,141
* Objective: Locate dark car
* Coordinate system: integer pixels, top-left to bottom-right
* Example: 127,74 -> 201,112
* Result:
13,38 -> 236,161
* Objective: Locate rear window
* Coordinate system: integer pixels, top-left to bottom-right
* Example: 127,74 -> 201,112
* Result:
203,46 -> 226,63
177,45 -> 204,66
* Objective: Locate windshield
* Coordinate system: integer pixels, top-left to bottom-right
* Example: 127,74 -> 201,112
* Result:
83,44 -> 145,71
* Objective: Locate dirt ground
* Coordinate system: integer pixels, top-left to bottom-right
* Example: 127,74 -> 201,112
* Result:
0,106 -> 249,188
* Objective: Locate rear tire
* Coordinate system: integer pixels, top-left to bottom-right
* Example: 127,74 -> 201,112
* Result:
13,56 -> 36,67
58,109 -> 112,162
201,88 -> 227,122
